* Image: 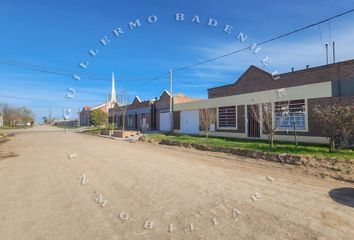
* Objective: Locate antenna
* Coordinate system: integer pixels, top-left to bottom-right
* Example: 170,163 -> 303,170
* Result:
332,41 -> 336,63
325,44 -> 329,65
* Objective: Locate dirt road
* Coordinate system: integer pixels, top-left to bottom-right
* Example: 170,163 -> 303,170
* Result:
0,126 -> 353,240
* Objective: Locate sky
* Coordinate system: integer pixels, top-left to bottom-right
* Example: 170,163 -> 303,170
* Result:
1,0 -> 354,122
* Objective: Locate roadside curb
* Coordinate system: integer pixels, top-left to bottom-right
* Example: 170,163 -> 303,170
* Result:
140,137 -> 354,183
79,131 -> 140,142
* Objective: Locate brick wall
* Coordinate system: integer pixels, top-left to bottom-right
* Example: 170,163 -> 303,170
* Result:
276,96 -> 354,137
209,59 -> 354,99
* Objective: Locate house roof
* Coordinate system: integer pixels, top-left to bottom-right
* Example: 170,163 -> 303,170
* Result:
173,93 -> 199,104
208,59 -> 354,98
83,106 -> 92,111
91,103 -> 107,110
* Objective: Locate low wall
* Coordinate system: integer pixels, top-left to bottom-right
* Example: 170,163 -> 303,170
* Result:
101,130 -> 139,138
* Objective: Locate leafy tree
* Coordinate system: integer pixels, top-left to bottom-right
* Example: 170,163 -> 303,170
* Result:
313,102 -> 354,152
90,109 -> 108,127
42,116 -> 48,124
106,123 -> 115,136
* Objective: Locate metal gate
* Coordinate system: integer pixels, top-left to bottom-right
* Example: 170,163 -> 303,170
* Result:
247,105 -> 260,138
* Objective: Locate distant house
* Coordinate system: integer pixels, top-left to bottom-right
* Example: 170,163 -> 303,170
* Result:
79,73 -> 117,126
173,59 -> 354,144
108,90 -> 196,132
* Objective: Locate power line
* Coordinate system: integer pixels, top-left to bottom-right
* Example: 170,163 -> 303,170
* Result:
126,72 -> 170,91
0,9 -> 353,92
0,59 -> 169,82
172,8 -> 354,73
0,94 -> 103,103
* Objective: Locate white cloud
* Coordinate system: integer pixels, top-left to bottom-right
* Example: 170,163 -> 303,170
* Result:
189,20 -> 354,77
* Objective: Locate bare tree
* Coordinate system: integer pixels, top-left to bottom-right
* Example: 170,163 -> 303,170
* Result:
250,103 -> 276,148
0,103 -> 35,127
313,102 -> 354,152
200,108 -> 216,139
117,94 -> 129,132
249,100 -> 291,149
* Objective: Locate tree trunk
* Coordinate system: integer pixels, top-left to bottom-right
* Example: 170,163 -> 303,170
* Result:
329,139 -> 336,152
271,135 -> 274,148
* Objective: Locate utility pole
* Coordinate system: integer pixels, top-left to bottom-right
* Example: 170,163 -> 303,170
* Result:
169,68 -> 173,132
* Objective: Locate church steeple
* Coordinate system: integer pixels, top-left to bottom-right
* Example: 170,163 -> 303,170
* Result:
110,72 -> 117,104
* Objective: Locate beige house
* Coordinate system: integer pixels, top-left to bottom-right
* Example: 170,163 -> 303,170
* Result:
173,59 -> 354,144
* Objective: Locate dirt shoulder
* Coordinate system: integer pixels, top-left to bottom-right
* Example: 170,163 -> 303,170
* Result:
141,137 -> 354,183
0,127 -> 353,240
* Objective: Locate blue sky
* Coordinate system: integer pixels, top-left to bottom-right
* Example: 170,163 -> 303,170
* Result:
1,0 -> 354,122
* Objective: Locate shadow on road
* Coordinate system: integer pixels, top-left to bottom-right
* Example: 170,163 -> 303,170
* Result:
329,188 -> 354,208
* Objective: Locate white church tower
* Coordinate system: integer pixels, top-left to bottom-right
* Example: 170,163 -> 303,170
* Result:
108,72 -> 117,108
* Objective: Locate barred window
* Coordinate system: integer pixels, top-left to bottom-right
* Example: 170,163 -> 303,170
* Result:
275,99 -> 306,130
127,116 -> 133,127
218,106 -> 237,129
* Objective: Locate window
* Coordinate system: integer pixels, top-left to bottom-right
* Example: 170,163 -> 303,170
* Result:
218,106 -> 237,129
127,116 -> 133,127
275,99 -> 306,130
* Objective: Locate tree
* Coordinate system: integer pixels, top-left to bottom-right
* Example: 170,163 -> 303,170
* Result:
0,103 -> 34,126
249,103 -> 275,148
42,116 -> 48,124
106,123 -> 115,136
90,109 -> 108,127
250,100 -> 291,149
200,108 -> 216,139
313,102 -> 354,152
117,94 -> 129,131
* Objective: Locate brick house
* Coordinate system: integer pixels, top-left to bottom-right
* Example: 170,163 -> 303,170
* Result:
80,103 -> 111,126
109,90 -> 196,132
173,59 -> 354,144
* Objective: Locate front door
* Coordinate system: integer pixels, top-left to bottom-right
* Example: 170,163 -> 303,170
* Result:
134,113 -> 138,130
247,105 -> 260,138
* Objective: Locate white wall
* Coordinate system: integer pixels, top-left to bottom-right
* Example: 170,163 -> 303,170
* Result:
174,82 -> 332,111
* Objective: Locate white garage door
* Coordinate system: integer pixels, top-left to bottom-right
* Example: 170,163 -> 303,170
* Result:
159,112 -> 171,131
181,110 -> 199,134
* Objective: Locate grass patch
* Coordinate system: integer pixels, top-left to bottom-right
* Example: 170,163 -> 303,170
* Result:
55,125 -> 78,129
0,125 -> 30,130
82,128 -> 101,135
147,133 -> 354,160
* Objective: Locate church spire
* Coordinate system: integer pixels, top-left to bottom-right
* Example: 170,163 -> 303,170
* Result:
110,72 -> 117,104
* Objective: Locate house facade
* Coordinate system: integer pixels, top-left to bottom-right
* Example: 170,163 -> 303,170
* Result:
173,59 -> 354,144
108,90 -> 196,132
